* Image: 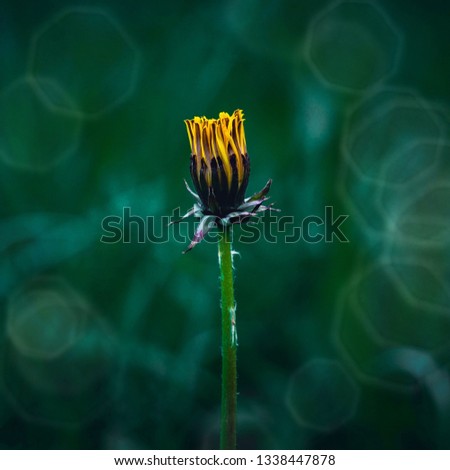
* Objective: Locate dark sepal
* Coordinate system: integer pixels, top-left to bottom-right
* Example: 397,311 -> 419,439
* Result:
246,179 -> 272,203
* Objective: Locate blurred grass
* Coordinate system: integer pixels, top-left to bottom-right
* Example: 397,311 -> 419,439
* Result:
0,0 -> 449,450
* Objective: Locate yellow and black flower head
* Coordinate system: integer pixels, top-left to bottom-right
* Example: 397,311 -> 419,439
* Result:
175,109 -> 276,252
186,109 -> 250,217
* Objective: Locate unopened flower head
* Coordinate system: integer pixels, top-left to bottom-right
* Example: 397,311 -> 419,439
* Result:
185,109 -> 250,217
174,109 -> 277,252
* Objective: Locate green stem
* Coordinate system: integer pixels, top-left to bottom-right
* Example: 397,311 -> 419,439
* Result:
218,226 -> 237,450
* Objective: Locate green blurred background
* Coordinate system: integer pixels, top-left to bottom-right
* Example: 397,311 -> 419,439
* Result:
1,0 -> 450,450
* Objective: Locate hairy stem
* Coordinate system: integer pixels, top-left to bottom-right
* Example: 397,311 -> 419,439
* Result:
218,226 -> 237,450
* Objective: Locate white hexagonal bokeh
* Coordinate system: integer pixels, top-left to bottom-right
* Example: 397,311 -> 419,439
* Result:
305,1 -> 402,93
286,358 -> 359,432
343,88 -> 444,187
387,258 -> 450,314
334,261 -> 450,392
29,8 -> 140,118
338,87 -> 447,245
1,278 -> 121,427
350,262 -> 450,350
0,77 -> 81,171
6,278 -> 87,360
380,143 -> 450,248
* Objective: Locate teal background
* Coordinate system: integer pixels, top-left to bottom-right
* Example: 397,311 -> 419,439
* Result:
1,0 -> 450,449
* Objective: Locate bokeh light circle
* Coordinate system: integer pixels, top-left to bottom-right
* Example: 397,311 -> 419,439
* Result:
29,8 -> 140,118
286,358 -> 359,431
334,261 -> 450,392
2,278 -> 121,426
338,88 -> 446,245
0,77 -> 81,171
305,1 -> 402,93
7,284 -> 83,360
